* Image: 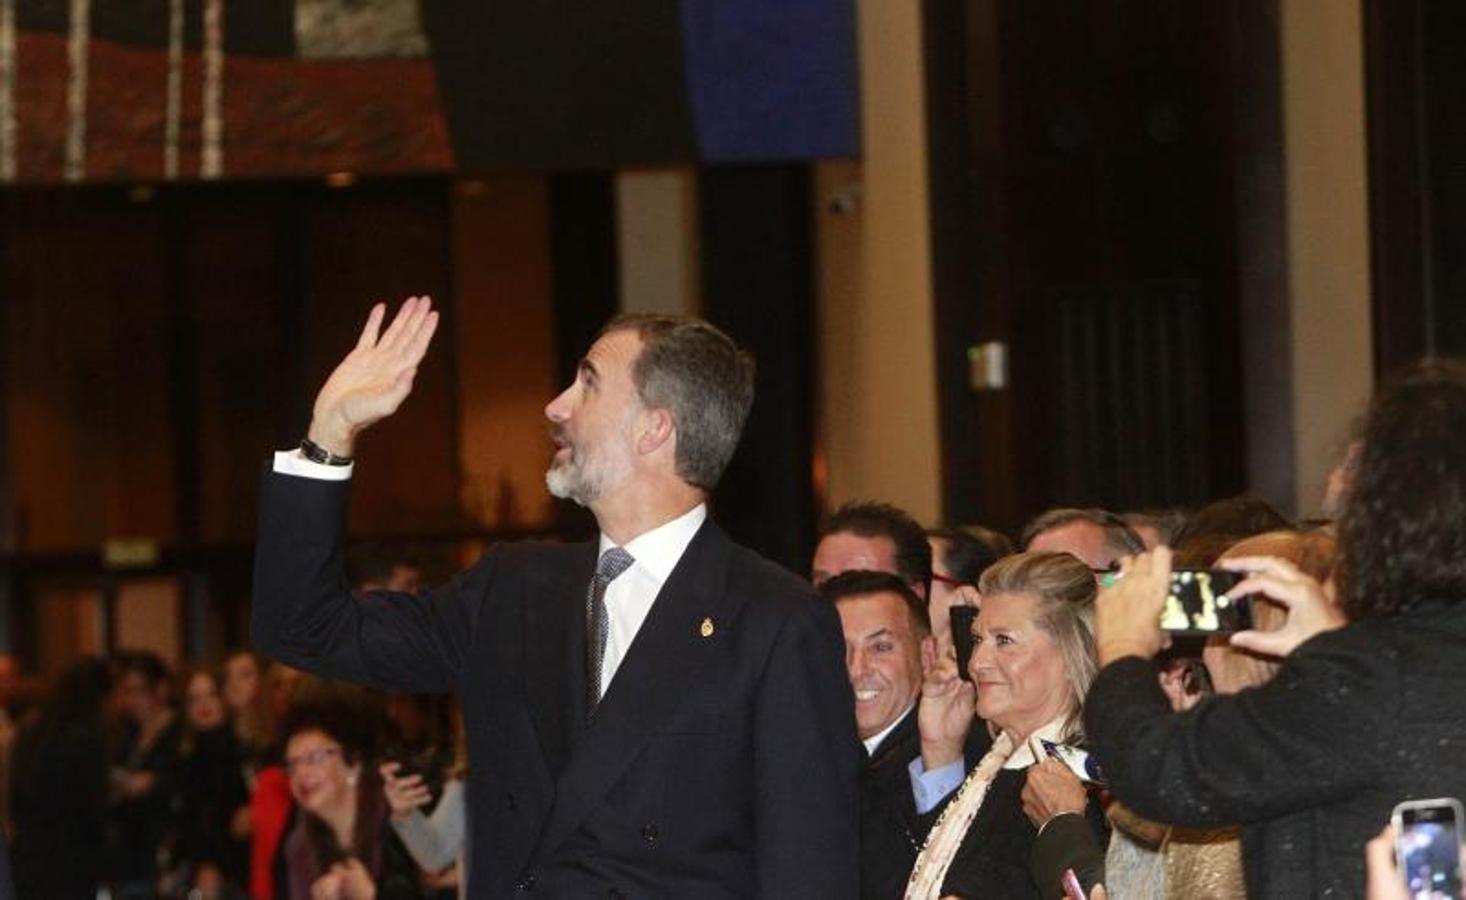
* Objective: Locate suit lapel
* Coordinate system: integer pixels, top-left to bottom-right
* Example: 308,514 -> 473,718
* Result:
535,520 -> 744,858
868,705 -> 919,769
523,540 -> 596,780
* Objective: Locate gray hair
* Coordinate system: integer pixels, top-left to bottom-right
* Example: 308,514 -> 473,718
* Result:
602,313 -> 756,491
1019,507 -> 1146,562
978,551 -> 1098,742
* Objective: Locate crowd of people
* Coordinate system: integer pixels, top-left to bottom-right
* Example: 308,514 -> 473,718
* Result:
0,550 -> 475,900
811,358 -> 1466,898
7,300 -> 1466,899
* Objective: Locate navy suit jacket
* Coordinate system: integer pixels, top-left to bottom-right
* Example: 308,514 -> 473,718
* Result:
252,469 -> 860,897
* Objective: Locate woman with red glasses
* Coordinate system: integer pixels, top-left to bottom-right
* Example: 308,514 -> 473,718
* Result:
277,703 -> 423,900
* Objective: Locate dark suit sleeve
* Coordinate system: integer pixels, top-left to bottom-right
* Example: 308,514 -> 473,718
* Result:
251,467 -> 490,693
1085,632 -> 1389,829
753,596 -> 861,897
1028,811 -> 1106,900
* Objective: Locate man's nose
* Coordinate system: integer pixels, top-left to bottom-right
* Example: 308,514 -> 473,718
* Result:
545,386 -> 572,422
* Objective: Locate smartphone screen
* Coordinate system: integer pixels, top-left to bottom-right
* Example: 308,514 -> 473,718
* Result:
950,605 -> 978,683
1159,569 -> 1250,635
1395,798 -> 1465,899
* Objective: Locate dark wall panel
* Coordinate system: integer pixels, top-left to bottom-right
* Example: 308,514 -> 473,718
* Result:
699,165 -> 815,572
1368,0 -> 1466,370
926,0 -> 1249,532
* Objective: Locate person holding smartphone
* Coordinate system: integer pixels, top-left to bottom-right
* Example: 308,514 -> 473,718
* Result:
1085,359 -> 1466,897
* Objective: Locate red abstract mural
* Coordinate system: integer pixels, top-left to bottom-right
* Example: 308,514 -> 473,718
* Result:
0,0 -> 455,185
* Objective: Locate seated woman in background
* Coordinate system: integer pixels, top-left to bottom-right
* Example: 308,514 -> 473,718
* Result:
278,702 -> 423,900
223,650 -> 272,772
174,666 -> 251,895
109,650 -> 184,898
904,551 -> 1108,899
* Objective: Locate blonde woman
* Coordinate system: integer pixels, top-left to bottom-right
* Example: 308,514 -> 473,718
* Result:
905,552 -> 1107,899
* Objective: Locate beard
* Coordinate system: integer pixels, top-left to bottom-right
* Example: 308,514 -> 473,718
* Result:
545,447 -> 596,506
545,425 -> 634,507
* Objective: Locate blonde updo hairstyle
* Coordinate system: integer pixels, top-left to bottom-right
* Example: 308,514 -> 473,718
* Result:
977,551 -> 1099,742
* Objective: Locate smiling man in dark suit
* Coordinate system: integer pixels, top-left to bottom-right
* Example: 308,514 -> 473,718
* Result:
821,570 -> 935,899
252,297 -> 859,897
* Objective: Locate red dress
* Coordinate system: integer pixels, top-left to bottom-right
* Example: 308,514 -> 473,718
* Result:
249,764 -> 294,900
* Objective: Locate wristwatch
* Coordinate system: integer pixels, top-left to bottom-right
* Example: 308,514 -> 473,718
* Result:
299,437 -> 354,466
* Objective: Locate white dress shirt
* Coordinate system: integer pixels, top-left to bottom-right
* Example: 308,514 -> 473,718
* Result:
272,449 -> 707,694
595,502 -> 706,689
863,701 -> 915,756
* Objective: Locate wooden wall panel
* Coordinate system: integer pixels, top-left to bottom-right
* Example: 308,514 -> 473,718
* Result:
4,193 -> 177,551
302,181 -> 460,536
33,583 -> 104,675
185,191 -> 298,544
451,177 -> 559,531
115,577 -> 183,665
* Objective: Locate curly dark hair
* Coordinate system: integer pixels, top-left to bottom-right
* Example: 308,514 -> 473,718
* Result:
1337,359 -> 1466,619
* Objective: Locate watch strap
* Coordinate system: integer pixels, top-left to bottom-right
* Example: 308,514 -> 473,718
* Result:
300,437 -> 354,466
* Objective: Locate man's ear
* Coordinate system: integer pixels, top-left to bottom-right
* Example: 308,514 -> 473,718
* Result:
920,634 -> 939,674
636,407 -> 675,456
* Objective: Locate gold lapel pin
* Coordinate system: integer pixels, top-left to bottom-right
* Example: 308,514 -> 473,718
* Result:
699,617 -> 715,638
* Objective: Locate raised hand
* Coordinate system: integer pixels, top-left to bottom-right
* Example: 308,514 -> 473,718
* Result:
309,867 -> 345,900
1158,661 -> 1204,712
307,296 -> 440,457
379,761 -> 432,819
918,655 -> 977,770
333,858 -> 377,900
1218,555 -> 1346,658
1095,547 -> 1172,665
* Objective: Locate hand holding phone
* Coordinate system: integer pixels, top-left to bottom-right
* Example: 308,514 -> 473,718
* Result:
1103,566 -> 1253,636
1392,798 -> 1464,899
951,605 -> 978,683
1218,555 -> 1347,658
916,654 -> 976,770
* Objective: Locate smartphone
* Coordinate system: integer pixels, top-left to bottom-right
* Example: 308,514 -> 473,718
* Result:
1393,797 -> 1465,899
389,757 -> 444,807
1060,868 -> 1087,900
1158,568 -> 1251,635
1041,739 -> 1106,786
950,605 -> 978,683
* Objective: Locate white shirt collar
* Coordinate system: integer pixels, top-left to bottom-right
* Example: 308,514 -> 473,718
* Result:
598,503 -> 707,581
863,701 -> 916,756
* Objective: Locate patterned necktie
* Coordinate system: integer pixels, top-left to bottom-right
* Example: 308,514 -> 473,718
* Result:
586,546 -> 635,718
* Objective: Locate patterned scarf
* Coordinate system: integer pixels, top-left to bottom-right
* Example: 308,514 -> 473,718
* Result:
903,716 -> 1070,900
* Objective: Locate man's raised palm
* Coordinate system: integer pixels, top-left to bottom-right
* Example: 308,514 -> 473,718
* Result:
307,295 -> 439,455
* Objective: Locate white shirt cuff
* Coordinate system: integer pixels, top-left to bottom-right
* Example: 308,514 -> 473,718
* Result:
273,448 -> 354,481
